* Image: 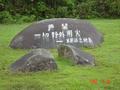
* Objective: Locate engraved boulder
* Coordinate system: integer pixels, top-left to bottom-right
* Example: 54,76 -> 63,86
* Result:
10,18 -> 103,49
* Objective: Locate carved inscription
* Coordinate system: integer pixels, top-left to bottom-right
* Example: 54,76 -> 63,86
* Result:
34,23 -> 93,45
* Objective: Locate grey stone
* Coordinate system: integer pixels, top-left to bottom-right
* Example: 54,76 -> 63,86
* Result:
10,18 -> 103,49
57,44 -> 95,65
10,49 -> 57,72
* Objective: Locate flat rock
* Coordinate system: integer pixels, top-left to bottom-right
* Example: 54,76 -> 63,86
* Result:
10,49 -> 57,72
57,44 -> 95,65
10,18 -> 103,49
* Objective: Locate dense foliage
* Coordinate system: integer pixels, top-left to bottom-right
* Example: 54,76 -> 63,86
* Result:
0,0 -> 120,23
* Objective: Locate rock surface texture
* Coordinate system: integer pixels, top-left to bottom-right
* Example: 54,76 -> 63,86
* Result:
11,49 -> 57,72
10,18 -> 103,49
57,44 -> 95,65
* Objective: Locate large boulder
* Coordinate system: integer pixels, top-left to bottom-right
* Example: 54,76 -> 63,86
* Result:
10,49 -> 57,72
10,18 -> 103,49
57,44 -> 95,66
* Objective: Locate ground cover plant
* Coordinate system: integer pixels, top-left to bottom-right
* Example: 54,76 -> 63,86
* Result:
0,19 -> 120,90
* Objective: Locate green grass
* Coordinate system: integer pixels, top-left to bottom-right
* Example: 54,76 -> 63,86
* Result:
0,19 -> 120,90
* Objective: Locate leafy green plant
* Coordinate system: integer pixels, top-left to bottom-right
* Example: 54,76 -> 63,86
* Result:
0,11 -> 14,23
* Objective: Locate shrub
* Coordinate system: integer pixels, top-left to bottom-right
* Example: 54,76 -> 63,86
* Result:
108,0 -> 120,18
19,15 -> 35,23
56,7 -> 68,17
0,11 -> 14,23
76,2 -> 93,19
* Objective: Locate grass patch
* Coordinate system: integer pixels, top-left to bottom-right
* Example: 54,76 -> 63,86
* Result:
0,19 -> 120,90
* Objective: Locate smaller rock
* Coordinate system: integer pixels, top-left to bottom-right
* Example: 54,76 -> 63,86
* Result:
10,49 -> 57,72
57,44 -> 95,66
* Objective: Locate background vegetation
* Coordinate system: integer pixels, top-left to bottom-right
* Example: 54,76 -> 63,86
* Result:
0,19 -> 120,90
0,0 -> 120,23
